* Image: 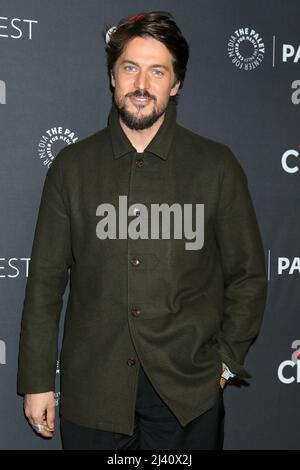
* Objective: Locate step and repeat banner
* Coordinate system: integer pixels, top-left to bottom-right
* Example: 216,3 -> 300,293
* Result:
0,0 -> 299,450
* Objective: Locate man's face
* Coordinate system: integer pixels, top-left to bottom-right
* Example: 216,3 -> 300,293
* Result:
111,36 -> 181,130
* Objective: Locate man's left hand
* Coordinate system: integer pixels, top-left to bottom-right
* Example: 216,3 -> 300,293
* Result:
219,362 -> 228,389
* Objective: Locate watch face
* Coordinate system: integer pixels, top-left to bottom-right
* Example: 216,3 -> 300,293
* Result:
221,370 -> 230,380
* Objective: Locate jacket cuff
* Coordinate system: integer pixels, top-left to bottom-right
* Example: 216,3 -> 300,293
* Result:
218,352 -> 251,379
212,341 -> 252,379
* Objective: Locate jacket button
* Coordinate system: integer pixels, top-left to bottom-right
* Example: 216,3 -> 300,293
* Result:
130,258 -> 140,267
135,158 -> 144,168
127,357 -> 136,366
131,306 -> 141,317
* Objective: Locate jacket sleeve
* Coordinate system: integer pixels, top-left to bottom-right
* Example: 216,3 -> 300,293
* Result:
17,150 -> 73,394
213,145 -> 268,379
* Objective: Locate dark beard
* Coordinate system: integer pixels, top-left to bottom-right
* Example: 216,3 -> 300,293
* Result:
113,94 -> 166,130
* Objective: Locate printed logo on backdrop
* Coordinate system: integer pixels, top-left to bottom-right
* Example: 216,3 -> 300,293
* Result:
282,43 -> 300,64
291,80 -> 300,105
267,250 -> 300,280
227,27 -> 265,70
0,340 -> 6,365
0,79 -> 6,104
278,340 -> 300,384
281,144 -> 300,173
277,257 -> 300,275
0,257 -> 30,278
273,38 -> 300,68
38,127 -> 79,168
0,16 -> 38,40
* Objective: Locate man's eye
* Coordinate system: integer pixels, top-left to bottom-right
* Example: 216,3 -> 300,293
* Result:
152,69 -> 163,76
124,66 -> 136,72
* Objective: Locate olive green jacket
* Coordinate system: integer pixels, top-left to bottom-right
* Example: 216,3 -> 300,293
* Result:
17,99 -> 268,435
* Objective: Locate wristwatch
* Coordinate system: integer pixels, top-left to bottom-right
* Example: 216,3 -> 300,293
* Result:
221,366 -> 236,380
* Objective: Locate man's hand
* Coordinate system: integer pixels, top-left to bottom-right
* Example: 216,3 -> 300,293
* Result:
219,362 -> 228,389
24,391 -> 56,438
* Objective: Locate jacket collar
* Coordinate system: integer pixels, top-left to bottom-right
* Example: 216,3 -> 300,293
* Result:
108,98 -> 177,160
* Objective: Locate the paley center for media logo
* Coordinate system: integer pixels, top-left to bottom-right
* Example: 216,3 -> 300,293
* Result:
37,126 -> 79,168
228,27 -> 265,70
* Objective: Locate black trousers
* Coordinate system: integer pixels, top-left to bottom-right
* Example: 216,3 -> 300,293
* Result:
60,365 -> 225,450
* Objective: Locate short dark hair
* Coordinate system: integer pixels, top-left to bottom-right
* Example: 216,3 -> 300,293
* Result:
103,11 -> 189,104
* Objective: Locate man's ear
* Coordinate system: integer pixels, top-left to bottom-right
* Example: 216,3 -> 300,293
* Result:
111,70 -> 115,88
170,80 -> 181,97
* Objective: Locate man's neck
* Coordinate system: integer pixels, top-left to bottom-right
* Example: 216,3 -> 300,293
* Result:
119,112 -> 166,153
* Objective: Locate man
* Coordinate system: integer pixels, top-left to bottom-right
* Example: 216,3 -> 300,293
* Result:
17,11 -> 268,450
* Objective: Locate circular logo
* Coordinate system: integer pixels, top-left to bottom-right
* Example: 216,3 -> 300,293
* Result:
37,126 -> 79,168
228,27 -> 265,71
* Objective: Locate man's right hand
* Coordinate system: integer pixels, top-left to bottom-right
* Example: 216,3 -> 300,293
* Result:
24,391 -> 56,438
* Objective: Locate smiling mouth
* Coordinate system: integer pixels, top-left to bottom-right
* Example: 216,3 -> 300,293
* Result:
129,96 -> 152,106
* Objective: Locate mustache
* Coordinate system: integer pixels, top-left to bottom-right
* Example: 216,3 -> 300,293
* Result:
128,91 -> 155,100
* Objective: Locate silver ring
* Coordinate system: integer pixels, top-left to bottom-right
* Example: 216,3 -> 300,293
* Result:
32,423 -> 44,433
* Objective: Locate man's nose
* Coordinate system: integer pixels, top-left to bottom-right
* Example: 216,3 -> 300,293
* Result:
134,71 -> 150,90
